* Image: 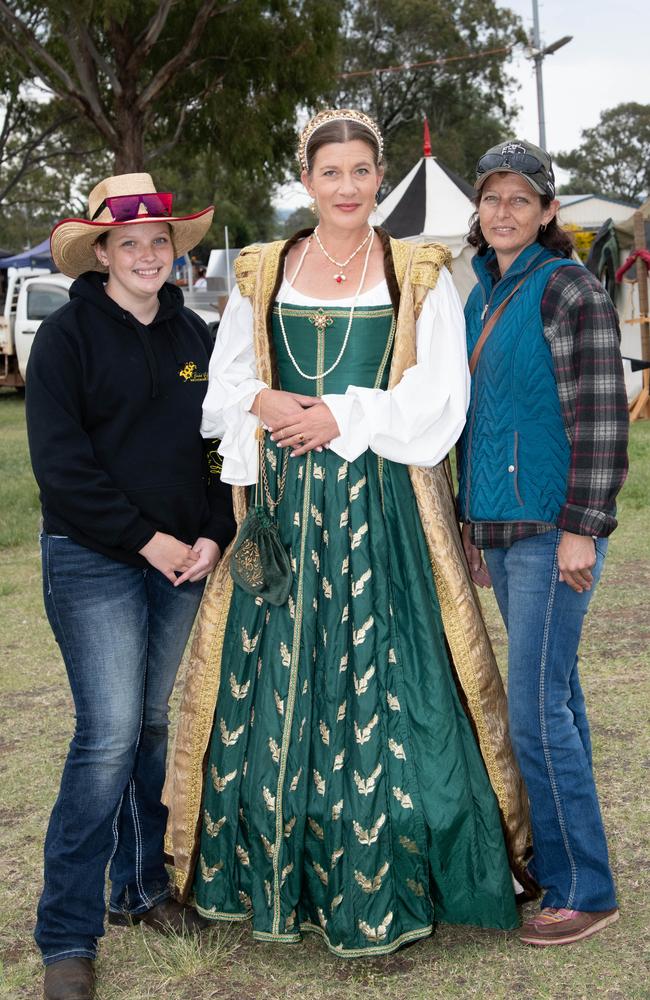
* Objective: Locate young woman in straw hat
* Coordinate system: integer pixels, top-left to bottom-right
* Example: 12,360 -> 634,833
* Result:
26,173 -> 235,1000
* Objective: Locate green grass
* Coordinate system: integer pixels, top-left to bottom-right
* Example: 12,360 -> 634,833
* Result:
1,391 -> 648,1000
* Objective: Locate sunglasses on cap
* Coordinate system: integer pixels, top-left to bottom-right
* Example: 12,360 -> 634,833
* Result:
91,192 -> 173,223
476,151 -> 555,195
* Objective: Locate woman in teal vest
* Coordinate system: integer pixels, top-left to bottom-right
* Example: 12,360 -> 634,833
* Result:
458,140 -> 629,947
165,110 -> 530,957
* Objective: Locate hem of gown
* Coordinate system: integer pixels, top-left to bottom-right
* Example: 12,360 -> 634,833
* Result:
195,904 -> 434,957
300,921 -> 433,958
252,929 -> 302,944
195,904 -> 251,922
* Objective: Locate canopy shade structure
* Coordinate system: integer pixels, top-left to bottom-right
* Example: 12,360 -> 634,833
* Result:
0,238 -> 55,270
370,120 -> 477,302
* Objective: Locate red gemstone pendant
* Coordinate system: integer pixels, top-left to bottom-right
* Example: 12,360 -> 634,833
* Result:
334,273 -> 346,283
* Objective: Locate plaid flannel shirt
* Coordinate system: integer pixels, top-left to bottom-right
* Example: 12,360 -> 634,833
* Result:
470,264 -> 629,550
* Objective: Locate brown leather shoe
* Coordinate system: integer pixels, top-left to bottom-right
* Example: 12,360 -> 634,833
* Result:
43,958 -> 95,999
519,906 -> 620,946
108,897 -> 207,935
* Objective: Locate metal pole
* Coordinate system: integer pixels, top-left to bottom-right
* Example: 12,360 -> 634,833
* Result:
531,0 -> 546,149
225,225 -> 231,296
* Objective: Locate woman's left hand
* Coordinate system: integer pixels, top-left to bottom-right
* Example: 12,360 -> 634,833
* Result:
271,401 -> 339,457
557,531 -> 597,593
173,537 -> 222,586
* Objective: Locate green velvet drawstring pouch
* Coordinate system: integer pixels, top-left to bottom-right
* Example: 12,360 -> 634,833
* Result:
230,503 -> 292,606
230,425 -> 292,606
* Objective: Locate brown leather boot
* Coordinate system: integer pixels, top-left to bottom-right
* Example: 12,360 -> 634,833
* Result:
108,897 -> 207,935
43,958 -> 95,999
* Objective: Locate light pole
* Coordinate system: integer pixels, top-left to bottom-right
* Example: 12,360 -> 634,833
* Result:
529,0 -> 572,149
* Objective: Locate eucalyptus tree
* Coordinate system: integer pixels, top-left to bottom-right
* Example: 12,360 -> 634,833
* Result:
0,0 -> 341,175
556,103 -> 650,204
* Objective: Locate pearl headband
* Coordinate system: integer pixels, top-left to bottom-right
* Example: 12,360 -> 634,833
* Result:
298,109 -> 384,172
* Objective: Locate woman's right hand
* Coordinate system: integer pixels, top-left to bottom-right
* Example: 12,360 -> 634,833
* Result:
252,388 -> 318,431
139,531 -> 200,584
461,523 -> 491,588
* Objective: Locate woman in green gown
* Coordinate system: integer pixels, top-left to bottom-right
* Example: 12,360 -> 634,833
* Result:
164,109 -> 531,957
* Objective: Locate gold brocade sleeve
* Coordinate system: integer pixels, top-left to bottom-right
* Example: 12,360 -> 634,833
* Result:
390,238 -> 452,321
409,241 -> 452,284
234,243 -> 263,299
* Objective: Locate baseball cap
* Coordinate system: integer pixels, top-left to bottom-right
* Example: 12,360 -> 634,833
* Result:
474,139 -> 556,198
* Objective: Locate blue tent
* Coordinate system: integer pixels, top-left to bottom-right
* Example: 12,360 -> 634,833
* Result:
0,238 -> 55,270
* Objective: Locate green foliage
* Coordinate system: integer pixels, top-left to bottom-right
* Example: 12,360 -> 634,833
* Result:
157,147 -> 277,252
279,204 -> 315,238
0,0 -> 529,253
0,0 -> 342,250
333,0 -> 526,188
556,102 -> 650,204
0,89 -> 111,249
0,0 -> 342,173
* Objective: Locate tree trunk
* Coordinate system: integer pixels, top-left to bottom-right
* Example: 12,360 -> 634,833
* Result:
113,100 -> 146,172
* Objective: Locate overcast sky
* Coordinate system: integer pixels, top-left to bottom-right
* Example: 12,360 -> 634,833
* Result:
504,0 -> 648,154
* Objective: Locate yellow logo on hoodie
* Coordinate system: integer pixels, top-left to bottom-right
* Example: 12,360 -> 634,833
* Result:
178,361 -> 208,382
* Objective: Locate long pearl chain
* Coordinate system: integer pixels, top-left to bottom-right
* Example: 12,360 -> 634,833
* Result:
314,225 -> 373,283
277,229 -> 375,381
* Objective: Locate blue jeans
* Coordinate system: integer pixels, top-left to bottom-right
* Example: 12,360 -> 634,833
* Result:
35,535 -> 204,965
484,530 -> 617,912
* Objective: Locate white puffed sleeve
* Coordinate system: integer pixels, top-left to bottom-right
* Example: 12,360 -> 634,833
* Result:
201,285 -> 267,485
321,266 -> 470,465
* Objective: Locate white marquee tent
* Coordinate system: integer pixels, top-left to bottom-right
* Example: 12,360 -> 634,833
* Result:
370,121 -> 477,301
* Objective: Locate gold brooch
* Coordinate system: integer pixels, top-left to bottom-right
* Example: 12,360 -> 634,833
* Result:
308,308 -> 334,333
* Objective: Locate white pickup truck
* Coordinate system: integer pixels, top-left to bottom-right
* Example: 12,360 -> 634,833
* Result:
0,267 -> 221,389
0,269 -> 71,388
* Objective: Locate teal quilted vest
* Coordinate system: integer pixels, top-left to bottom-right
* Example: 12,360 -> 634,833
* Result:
458,243 -> 577,526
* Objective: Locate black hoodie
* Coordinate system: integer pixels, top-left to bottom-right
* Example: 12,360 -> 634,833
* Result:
26,271 -> 235,567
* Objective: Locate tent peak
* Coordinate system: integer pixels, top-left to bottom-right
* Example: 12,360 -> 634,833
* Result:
423,117 -> 432,158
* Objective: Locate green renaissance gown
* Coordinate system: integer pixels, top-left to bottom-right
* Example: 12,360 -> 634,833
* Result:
193,299 -> 518,956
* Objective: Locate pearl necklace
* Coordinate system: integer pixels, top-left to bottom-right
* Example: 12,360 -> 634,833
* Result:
314,225 -> 373,283
277,230 -> 375,381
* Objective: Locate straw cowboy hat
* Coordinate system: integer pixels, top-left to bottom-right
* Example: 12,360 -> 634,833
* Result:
50,173 -> 214,278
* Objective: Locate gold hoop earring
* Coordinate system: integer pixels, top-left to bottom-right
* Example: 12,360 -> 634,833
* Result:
540,223 -> 547,232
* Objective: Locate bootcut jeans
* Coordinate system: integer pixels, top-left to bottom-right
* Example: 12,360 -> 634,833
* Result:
35,534 -> 205,965
484,529 -> 617,913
